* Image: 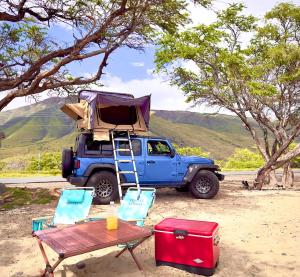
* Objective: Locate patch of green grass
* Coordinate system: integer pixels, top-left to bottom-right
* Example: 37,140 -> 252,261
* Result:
0,187 -> 57,210
0,171 -> 60,178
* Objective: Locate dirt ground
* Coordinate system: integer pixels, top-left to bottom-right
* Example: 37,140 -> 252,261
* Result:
0,178 -> 300,277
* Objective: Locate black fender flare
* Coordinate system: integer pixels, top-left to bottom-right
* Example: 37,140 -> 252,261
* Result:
84,163 -> 127,182
184,164 -> 222,183
84,163 -> 115,177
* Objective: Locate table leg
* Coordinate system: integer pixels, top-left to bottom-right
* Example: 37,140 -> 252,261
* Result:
115,247 -> 127,258
36,237 -> 64,276
115,235 -> 151,271
128,248 -> 143,271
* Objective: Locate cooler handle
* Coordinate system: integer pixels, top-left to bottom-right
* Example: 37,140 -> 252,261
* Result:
174,229 -> 188,239
213,234 -> 220,246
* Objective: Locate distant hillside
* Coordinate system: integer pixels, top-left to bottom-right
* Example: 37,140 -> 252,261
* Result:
149,113 -> 253,159
0,97 -> 255,160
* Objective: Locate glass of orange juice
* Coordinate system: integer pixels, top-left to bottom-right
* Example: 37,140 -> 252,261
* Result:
106,201 -> 118,230
106,216 -> 118,230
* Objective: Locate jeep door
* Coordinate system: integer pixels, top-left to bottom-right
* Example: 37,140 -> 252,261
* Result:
144,139 -> 177,183
117,139 -> 145,182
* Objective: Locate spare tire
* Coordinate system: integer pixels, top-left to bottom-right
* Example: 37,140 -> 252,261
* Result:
62,148 -> 74,178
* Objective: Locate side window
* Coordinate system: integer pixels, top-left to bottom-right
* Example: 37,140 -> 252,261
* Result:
147,140 -> 171,156
100,141 -> 113,156
119,139 -> 141,156
74,136 -> 79,153
85,136 -> 113,156
85,137 -> 101,154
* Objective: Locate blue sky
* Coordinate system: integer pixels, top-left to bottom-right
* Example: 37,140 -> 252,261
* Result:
48,24 -> 156,81
3,0 -> 297,112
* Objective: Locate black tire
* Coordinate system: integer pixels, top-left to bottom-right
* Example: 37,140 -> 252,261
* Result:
62,148 -> 73,178
175,186 -> 189,192
190,170 -> 219,199
87,171 -> 118,205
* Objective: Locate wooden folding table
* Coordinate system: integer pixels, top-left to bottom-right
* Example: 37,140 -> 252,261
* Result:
33,220 -> 152,276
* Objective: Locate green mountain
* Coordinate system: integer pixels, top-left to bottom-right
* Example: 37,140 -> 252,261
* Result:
0,98 -> 254,160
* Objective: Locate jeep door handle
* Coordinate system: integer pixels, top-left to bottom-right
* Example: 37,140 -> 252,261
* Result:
147,160 -> 155,164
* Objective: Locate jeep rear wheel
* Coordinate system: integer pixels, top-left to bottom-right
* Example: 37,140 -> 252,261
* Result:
190,170 -> 219,199
87,171 -> 118,204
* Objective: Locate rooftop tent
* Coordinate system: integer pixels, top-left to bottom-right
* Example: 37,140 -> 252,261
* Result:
61,90 -> 151,140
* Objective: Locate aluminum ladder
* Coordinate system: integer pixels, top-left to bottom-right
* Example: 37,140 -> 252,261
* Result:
111,130 -> 141,201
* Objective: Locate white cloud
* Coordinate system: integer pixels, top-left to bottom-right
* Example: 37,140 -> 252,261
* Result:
183,60 -> 201,74
98,74 -> 222,113
131,62 -> 144,67
1,93 -> 47,111
54,21 -> 74,31
0,75 -> 189,112
95,74 -> 190,111
146,68 -> 154,76
188,0 -> 285,27
2,74 -> 227,113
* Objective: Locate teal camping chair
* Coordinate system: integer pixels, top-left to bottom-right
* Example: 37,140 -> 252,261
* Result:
115,187 -> 156,260
32,187 -> 95,231
118,187 -> 156,227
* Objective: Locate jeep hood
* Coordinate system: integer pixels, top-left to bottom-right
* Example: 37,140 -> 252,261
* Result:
180,156 -> 214,165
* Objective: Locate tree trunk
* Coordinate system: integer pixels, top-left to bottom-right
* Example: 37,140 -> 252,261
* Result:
281,162 -> 294,188
0,93 -> 15,111
254,167 -> 272,189
254,168 -> 279,189
265,170 -> 279,188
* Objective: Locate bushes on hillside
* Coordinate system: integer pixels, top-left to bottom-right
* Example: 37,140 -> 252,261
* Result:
174,144 -> 210,158
224,148 -> 264,170
224,146 -> 300,170
0,157 -> 28,171
1,145 -> 297,176
28,152 -> 61,173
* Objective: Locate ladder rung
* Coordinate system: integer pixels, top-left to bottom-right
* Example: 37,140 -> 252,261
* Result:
111,130 -> 140,201
117,159 -> 133,163
113,138 -> 130,141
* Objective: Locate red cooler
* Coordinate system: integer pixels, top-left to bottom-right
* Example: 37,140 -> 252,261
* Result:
154,218 -> 220,276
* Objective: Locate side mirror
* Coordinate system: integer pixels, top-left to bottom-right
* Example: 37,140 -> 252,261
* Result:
170,148 -> 176,158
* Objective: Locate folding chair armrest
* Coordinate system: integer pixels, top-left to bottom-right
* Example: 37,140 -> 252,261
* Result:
75,217 -> 104,224
88,217 -> 104,221
125,218 -> 145,222
123,218 -> 146,227
32,215 -> 53,222
32,216 -> 53,231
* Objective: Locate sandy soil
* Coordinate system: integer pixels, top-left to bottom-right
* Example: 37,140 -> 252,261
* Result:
0,180 -> 300,277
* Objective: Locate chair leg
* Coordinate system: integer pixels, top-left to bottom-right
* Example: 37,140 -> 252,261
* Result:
37,238 -> 51,276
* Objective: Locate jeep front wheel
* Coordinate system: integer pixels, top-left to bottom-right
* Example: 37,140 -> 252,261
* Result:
190,170 -> 219,199
87,171 -> 118,204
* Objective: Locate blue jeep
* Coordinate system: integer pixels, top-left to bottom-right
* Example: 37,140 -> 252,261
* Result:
62,133 -> 224,204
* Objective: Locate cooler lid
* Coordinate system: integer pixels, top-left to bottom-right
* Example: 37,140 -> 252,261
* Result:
154,218 -> 218,236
